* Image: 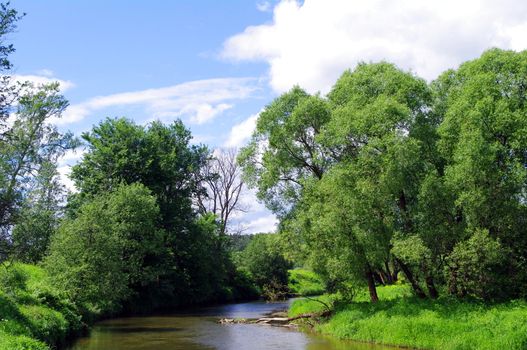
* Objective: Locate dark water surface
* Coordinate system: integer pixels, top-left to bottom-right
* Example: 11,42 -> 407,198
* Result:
69,299 -> 393,350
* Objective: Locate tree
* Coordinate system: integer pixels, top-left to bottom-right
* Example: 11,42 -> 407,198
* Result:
238,87 -> 332,215
237,233 -> 291,300
0,2 -> 24,130
68,117 -> 242,308
434,49 -> 527,299
195,148 -> 246,235
0,83 -> 77,263
45,183 -> 163,313
11,161 -> 65,263
70,118 -> 207,230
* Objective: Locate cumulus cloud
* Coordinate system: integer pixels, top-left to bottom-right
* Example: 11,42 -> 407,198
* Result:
224,112 -> 259,147
57,77 -> 258,125
13,73 -> 75,92
223,0 -> 527,93
244,214 -> 278,233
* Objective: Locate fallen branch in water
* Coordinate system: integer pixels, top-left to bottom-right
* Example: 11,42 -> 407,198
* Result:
219,310 -> 331,327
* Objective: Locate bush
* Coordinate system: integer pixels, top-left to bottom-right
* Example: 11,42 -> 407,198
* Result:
45,183 -> 163,314
446,229 -> 507,300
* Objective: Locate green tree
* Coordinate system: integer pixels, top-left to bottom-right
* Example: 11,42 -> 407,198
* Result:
435,49 -> 527,299
70,118 -> 207,230
0,2 -> 24,126
45,183 -> 163,314
237,233 -> 291,300
238,87 -> 331,215
68,117 -> 240,308
11,162 -> 65,263
0,83 -> 77,262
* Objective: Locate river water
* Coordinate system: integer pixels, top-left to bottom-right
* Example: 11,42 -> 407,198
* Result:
69,299 -> 393,350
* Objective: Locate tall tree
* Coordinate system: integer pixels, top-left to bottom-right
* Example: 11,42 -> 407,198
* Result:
69,118 -> 235,308
196,148 -> 246,235
238,87 -> 332,216
435,49 -> 527,299
11,161 -> 65,263
0,2 -> 24,131
0,83 -> 77,262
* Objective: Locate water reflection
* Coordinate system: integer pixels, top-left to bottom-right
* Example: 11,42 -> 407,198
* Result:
69,299 -> 394,350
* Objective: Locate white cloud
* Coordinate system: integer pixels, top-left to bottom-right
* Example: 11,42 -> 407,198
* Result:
58,148 -> 86,166
36,69 -> 54,77
244,214 -> 278,233
13,74 -> 75,92
188,103 -> 233,124
223,0 -> 527,94
224,112 -> 259,147
57,165 -> 76,192
57,77 -> 258,125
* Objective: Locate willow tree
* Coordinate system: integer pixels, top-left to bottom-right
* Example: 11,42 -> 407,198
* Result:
435,49 -> 527,299
240,63 -> 439,302
238,87 -> 332,216
309,62 -> 437,300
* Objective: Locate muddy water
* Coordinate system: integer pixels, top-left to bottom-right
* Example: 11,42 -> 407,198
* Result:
69,299 -> 393,350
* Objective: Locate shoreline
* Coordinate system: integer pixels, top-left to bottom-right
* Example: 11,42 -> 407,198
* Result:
286,285 -> 527,350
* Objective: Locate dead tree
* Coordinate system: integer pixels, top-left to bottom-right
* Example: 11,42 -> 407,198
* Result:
196,148 -> 246,235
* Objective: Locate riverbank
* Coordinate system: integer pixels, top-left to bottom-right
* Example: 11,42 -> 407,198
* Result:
289,285 -> 527,350
0,263 -> 85,350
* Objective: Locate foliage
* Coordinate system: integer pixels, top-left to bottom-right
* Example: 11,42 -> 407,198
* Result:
446,229 -> 507,300
243,50 -> 527,302
238,87 -> 331,215
0,2 -> 24,125
227,233 -> 254,252
70,117 -> 206,230
45,183 -> 163,314
237,233 -> 292,299
435,49 -> 527,299
0,83 -> 77,263
0,263 -> 83,350
288,269 -> 326,296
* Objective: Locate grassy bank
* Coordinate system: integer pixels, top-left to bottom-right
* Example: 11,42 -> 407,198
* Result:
288,269 -> 326,296
0,263 -> 84,350
289,285 -> 527,350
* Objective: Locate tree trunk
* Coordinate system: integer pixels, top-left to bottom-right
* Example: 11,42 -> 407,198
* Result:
425,275 -> 439,299
391,259 -> 399,283
383,261 -> 394,284
395,258 -> 427,299
365,267 -> 379,303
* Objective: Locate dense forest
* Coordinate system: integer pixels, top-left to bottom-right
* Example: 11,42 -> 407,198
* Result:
1,2 -> 527,349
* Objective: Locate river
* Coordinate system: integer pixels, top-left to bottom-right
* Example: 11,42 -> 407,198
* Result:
69,299 -> 393,350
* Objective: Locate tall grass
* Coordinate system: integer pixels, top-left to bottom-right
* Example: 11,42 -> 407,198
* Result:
0,263 -> 83,350
289,285 -> 527,350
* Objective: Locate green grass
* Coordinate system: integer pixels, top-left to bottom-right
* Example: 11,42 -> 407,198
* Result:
0,263 -> 83,350
288,269 -> 326,296
289,284 -> 527,350
289,294 -> 336,317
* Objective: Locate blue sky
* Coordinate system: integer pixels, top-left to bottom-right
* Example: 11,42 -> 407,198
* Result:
10,0 -> 527,233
